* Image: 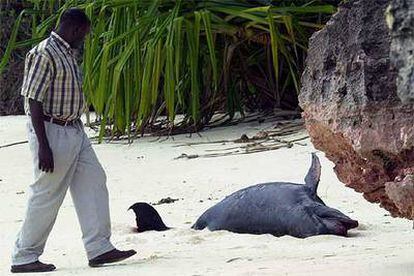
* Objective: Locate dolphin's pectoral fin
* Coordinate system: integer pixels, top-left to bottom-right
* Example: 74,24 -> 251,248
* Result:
304,153 -> 321,195
310,205 -> 359,236
192,214 -> 208,230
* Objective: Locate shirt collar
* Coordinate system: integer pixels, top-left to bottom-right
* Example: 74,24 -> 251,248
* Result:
51,31 -> 72,53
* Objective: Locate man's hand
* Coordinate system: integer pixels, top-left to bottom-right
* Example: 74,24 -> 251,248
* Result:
38,143 -> 54,173
29,99 -> 54,173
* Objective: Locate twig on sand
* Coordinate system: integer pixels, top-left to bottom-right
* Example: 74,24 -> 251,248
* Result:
173,119 -> 309,159
175,140 -> 309,159
173,139 -> 231,147
175,143 -> 295,159
174,153 -> 200,160
0,140 -> 28,149
204,146 -> 241,152
173,119 -> 305,148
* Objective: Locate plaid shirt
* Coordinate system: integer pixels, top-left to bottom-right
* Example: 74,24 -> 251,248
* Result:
21,32 -> 86,121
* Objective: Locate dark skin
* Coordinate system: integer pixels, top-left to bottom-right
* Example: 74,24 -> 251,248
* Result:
30,22 -> 90,173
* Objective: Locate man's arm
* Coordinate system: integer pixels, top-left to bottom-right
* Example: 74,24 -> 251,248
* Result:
22,52 -> 54,173
29,99 -> 54,173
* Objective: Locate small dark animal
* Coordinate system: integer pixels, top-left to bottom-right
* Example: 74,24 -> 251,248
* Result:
128,202 -> 169,232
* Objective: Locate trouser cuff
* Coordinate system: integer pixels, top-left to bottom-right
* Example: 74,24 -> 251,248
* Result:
86,238 -> 115,260
11,254 -> 39,266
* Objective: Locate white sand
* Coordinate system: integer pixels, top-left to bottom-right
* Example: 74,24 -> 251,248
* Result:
0,115 -> 413,276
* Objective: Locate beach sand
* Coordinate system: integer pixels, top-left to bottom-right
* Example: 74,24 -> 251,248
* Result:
0,115 -> 412,275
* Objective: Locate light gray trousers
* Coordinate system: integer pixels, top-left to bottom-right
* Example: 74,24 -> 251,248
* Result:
12,119 -> 115,265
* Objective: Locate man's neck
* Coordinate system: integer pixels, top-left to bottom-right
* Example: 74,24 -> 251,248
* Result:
55,29 -> 72,48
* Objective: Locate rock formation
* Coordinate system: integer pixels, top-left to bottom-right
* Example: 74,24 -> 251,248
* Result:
299,0 -> 414,219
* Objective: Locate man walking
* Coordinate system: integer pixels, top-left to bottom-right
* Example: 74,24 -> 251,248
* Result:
11,8 -> 136,273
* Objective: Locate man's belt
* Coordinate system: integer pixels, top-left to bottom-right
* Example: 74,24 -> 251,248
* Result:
43,115 -> 77,126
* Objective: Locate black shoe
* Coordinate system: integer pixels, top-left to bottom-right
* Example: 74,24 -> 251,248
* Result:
88,249 -> 137,267
11,261 -> 56,273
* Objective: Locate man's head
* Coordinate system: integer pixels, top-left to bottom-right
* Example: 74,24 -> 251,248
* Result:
57,8 -> 91,49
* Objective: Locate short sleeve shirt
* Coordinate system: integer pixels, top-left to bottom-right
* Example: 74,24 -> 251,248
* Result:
21,32 -> 86,121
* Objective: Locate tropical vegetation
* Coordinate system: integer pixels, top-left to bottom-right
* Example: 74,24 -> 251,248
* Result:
0,0 -> 336,141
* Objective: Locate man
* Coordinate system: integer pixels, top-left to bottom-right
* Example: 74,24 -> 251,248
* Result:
11,8 -> 136,273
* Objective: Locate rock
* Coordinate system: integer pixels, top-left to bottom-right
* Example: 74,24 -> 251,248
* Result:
388,0 -> 414,103
385,175 -> 414,218
299,0 -> 414,219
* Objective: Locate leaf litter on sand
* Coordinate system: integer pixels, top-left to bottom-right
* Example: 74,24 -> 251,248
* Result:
152,197 -> 181,205
174,118 -> 308,159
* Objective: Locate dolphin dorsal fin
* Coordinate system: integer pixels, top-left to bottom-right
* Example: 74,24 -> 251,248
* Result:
304,153 -> 321,195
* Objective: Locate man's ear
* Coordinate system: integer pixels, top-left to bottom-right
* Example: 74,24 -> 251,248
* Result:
82,25 -> 91,36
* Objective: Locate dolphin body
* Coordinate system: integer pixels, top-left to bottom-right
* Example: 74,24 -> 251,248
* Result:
191,153 -> 358,238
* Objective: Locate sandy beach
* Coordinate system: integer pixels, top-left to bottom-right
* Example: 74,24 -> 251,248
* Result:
0,115 -> 413,276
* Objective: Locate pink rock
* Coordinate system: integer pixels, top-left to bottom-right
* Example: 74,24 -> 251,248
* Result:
385,175 -> 414,219
299,0 -> 414,219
